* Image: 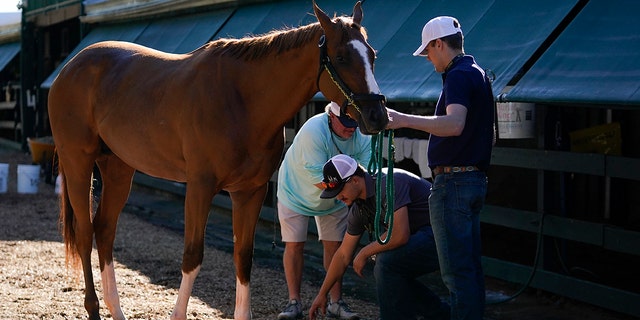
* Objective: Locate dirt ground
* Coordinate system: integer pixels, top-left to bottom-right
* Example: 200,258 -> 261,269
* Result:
0,146 -> 636,320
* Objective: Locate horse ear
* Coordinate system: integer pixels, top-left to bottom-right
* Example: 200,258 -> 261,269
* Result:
352,1 -> 363,25
313,0 -> 334,32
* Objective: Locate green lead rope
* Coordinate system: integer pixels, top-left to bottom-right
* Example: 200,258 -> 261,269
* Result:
367,130 -> 395,245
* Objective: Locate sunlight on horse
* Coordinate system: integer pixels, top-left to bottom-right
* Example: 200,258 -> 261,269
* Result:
48,1 -> 386,319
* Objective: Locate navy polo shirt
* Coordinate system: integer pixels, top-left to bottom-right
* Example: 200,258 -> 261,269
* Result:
428,55 -> 494,171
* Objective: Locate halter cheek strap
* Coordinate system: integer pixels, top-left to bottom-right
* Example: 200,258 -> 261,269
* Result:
316,34 -> 386,117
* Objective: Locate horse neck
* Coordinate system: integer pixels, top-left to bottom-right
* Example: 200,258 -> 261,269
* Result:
235,33 -> 323,134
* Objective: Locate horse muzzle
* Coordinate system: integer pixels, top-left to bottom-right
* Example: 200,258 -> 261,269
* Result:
348,94 -> 389,135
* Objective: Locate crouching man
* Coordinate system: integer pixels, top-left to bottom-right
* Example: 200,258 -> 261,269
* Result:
309,154 -> 450,320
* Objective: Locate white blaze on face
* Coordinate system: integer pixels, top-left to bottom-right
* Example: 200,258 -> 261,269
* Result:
349,39 -> 381,94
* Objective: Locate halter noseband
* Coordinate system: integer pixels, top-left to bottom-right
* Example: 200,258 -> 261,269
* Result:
316,34 -> 386,117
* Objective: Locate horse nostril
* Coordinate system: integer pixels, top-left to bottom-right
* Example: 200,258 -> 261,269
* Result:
368,107 -> 388,125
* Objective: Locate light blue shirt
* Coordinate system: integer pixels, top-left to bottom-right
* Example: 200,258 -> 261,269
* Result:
277,112 -> 372,216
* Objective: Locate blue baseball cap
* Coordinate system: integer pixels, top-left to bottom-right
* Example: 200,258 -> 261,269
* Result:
328,102 -> 358,128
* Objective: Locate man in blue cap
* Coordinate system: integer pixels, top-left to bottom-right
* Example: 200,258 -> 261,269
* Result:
277,102 -> 369,319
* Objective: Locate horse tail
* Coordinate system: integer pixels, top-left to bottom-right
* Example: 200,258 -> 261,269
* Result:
57,160 -> 80,270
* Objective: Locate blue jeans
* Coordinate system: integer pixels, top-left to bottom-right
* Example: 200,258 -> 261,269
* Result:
374,225 -> 450,320
430,171 -> 487,320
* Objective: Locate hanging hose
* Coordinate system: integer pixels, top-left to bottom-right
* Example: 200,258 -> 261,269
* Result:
489,118 -> 567,304
487,211 -> 546,304
367,130 -> 395,244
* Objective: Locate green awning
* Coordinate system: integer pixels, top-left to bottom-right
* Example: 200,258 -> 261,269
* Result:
0,41 -> 20,72
211,0 -> 354,101
41,9 -> 233,89
504,0 -> 640,106
222,0 -> 576,102
39,0 -> 583,102
211,0 -> 421,101
373,0 -> 492,101
213,0 -> 327,40
373,0 -> 578,102
463,0 -> 579,99
134,9 -> 232,53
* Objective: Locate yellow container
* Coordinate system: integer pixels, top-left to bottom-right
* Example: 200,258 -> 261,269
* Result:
27,137 -> 55,165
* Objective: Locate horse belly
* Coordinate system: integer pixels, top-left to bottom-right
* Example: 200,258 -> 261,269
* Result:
98,124 -> 188,182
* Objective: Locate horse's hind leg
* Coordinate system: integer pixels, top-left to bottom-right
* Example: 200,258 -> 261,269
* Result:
58,151 -> 102,320
94,155 -> 135,320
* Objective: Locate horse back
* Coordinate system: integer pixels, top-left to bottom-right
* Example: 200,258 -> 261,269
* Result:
49,41 -> 189,175
48,40 -> 282,188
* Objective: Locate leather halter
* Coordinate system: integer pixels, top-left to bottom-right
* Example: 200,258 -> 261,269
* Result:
316,34 -> 386,117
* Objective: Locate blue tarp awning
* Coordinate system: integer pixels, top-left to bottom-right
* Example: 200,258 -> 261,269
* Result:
134,9 -> 233,53
0,41 -> 20,73
214,0 -> 578,102
371,0 -> 578,101
212,0 -> 337,40
41,0 -> 594,104
209,0 -> 354,101
503,0 -> 640,106
41,9 -> 233,88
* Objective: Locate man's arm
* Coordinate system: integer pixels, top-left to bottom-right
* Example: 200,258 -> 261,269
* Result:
352,206 -> 411,277
309,233 -> 360,319
386,104 -> 467,136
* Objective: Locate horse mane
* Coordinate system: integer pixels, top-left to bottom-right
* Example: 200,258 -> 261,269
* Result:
204,15 -> 367,61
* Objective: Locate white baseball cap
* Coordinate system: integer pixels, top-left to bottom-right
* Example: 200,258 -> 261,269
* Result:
413,16 -> 462,56
320,154 -> 358,199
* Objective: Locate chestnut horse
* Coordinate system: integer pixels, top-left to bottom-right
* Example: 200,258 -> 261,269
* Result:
48,1 -> 387,319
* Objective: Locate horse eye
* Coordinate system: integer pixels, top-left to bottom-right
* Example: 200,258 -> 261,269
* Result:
336,55 -> 346,63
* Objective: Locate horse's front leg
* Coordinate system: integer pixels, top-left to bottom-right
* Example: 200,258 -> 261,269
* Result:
230,184 -> 269,320
171,180 -> 217,320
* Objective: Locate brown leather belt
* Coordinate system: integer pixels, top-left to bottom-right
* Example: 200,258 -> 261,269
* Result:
432,165 -> 479,177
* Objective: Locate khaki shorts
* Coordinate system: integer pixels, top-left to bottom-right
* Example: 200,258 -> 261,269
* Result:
277,201 -> 348,242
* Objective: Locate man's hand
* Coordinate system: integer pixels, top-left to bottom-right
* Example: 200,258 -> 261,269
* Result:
385,108 -> 403,130
309,294 -> 328,320
352,251 -> 369,277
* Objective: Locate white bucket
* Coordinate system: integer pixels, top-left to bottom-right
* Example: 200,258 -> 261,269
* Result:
0,163 -> 8,193
54,174 -> 62,194
497,102 -> 536,139
17,164 -> 40,194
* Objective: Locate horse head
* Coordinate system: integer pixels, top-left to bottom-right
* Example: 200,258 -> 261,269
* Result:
314,1 -> 389,135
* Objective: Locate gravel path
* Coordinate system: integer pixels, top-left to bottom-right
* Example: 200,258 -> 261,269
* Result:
1,146 -> 635,319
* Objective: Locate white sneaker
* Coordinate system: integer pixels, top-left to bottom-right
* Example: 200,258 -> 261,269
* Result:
278,299 -> 303,319
327,299 -> 359,320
